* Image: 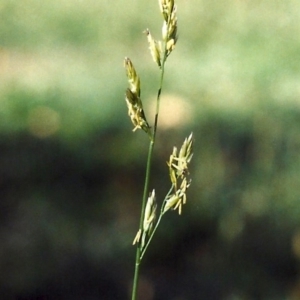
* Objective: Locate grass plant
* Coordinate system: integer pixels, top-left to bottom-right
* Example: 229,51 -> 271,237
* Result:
123,1 -> 194,299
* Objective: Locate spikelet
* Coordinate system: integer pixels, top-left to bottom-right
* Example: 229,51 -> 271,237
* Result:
125,88 -> 150,133
144,29 -> 162,68
141,189 -> 157,247
163,178 -> 191,214
124,57 -> 140,97
124,57 -> 151,136
165,133 -> 194,214
133,190 -> 157,248
159,0 -> 178,57
167,133 -> 193,186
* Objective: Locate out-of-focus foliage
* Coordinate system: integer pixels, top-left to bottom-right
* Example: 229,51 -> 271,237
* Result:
1,0 -> 300,299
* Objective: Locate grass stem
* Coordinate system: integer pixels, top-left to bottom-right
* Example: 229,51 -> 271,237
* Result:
131,51 -> 167,300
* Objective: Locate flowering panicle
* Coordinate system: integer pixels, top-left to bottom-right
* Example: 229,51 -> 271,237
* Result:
126,1 -> 194,298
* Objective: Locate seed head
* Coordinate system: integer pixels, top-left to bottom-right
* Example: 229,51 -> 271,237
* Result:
124,58 -> 152,137
167,133 -> 194,188
124,57 -> 140,97
141,190 -> 157,248
159,0 -> 175,22
144,29 -> 162,67
125,89 -> 150,133
165,134 -> 194,214
163,178 -> 191,214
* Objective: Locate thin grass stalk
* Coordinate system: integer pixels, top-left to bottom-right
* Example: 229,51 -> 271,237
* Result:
131,49 -> 168,300
131,140 -> 154,300
153,50 -> 167,139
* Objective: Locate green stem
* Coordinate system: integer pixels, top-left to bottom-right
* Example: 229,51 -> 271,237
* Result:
153,52 -> 167,139
131,51 -> 168,300
131,140 -> 154,300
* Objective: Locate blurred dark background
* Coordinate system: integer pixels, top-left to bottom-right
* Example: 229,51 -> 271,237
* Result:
1,0 -> 300,299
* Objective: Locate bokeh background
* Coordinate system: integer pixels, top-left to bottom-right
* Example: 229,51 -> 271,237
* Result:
1,0 -> 300,299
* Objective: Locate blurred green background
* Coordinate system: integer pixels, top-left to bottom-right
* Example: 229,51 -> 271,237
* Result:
1,0 -> 300,299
